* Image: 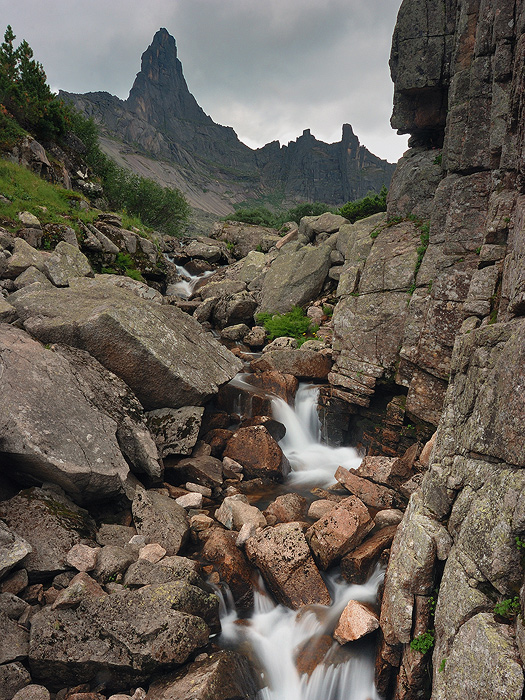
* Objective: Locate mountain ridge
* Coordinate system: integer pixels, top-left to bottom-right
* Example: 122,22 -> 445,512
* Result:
61,28 -> 395,216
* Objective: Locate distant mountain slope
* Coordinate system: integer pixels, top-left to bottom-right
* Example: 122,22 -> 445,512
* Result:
61,28 -> 395,215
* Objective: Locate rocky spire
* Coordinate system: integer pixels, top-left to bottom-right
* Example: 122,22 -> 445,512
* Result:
126,27 -> 212,127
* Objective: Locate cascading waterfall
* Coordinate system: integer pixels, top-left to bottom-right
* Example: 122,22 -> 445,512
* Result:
218,381 -> 383,700
170,264 -> 214,298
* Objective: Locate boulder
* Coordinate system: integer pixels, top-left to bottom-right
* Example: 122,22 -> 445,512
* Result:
244,522 -> 331,609
0,487 -> 95,582
42,242 -> 93,287
0,662 -> 31,700
212,291 -> 258,329
0,325 -> 137,503
334,600 -> 379,644
166,455 -> 223,489
0,592 -> 29,620
123,556 -> 202,589
251,349 -> 332,379
306,496 -> 374,569
28,582 -> 217,688
223,426 -> 290,481
175,492 -> 203,509
146,407 -> 204,458
11,687 -> 49,700
93,545 -> 135,584
335,466 -> 402,510
198,280 -> 247,301
66,544 -> 99,573
96,524 -> 136,548
139,543 -> 166,563
258,244 -> 332,313
307,499 -> 337,521
0,519 -> 32,581
52,572 -> 106,609
145,650 -> 258,700
9,277 -> 242,410
243,370 -> 298,403
13,266 -> 52,290
340,525 -> 398,584
0,610 -> 29,663
200,529 -> 255,612
5,239 -> 46,279
132,489 -> 189,556
0,296 -> 18,322
263,493 -> 308,524
215,495 -> 266,531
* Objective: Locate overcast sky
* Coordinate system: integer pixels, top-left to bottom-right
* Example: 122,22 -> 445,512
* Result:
1,0 -> 408,163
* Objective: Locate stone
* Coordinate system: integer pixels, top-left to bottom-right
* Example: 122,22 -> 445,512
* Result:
0,592 -> 29,620
263,336 -> 298,352
0,568 -> 28,595
0,610 -> 29,663
0,662 -> 31,700
28,582 -> 217,688
419,431 -> 436,467
0,296 -> 18,322
340,525 -> 397,584
123,556 -> 202,589
244,522 -> 331,609
11,688 -> 50,700
199,279 -> 247,301
132,489 -> 189,556
373,509 -> 404,529
5,239 -> 46,279
0,326 -> 135,503
215,495 -> 266,531
0,519 -> 32,581
13,266 -> 52,290
175,492 -> 203,509
18,211 -> 41,229
220,323 -> 250,341
166,455 -> 223,489
145,650 -> 258,700
307,499 -> 337,521
334,600 -> 379,644
306,496 -> 374,570
43,242 -> 94,287
138,543 -> 166,563
9,276 -> 242,410
93,545 -> 135,584
335,466 -> 402,510
185,482 -> 212,497
66,544 -> 99,572
251,348 -> 332,379
96,524 -> 136,548
51,572 -> 106,609
0,487 -> 95,582
243,325 -> 266,348
212,291 -> 258,329
263,493 -> 307,524
258,243 -> 332,314
223,425 -> 290,481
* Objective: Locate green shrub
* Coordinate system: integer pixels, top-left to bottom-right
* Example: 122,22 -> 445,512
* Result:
255,306 -> 318,346
494,597 -> 521,620
339,185 -> 387,223
410,631 -> 435,654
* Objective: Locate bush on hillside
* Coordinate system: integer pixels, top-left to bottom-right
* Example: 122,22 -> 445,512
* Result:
338,185 -> 387,223
255,307 -> 319,346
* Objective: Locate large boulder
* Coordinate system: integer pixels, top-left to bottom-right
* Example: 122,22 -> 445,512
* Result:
0,487 -> 96,582
9,277 -> 242,410
223,425 -> 290,481
146,406 -> 204,458
0,324 -> 135,502
28,582 -> 217,689
251,348 -> 333,379
145,650 -> 258,700
0,519 -> 32,581
244,522 -> 331,609
132,489 -> 189,556
258,244 -> 332,313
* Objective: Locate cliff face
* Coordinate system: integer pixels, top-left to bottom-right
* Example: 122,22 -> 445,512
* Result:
356,1 -> 525,698
62,29 -> 395,215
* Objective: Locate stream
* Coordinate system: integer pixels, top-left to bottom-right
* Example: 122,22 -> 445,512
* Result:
217,380 -> 384,700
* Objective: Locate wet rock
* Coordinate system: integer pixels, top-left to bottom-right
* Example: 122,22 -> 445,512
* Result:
145,649 -> 258,700
263,493 -> 308,524
29,582 -> 216,688
0,487 -> 95,582
0,519 -> 32,581
132,490 -> 189,556
306,496 -> 374,570
145,406 -> 204,458
200,529 -> 255,612
215,495 -> 266,531
223,425 -> 290,481
9,276 -> 242,410
251,348 -> 332,379
341,525 -> 397,584
0,325 -> 133,503
245,522 -> 331,609
334,600 -> 379,644
243,370 -> 298,404
202,428 -> 233,457
335,466 -> 402,510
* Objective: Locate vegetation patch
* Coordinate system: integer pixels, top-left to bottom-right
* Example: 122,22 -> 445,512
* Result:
255,306 -> 319,347
410,630 -> 435,654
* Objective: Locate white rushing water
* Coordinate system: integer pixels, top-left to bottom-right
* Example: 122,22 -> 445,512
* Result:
272,384 -> 362,488
170,264 -> 214,298
217,381 -> 383,700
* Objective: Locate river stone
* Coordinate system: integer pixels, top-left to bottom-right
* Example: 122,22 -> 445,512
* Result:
146,407 -> 204,458
215,495 -> 266,531
244,522 -> 331,609
334,600 -> 379,644
132,489 -> 189,556
166,455 -> 224,488
0,487 -> 95,582
145,649 -> 258,700
306,496 -> 374,570
9,276 -> 242,410
223,425 -> 290,481
43,241 -> 93,286
123,556 -> 202,589
251,348 -> 332,379
0,325 -> 143,502
212,291 -> 258,329
335,466 -> 402,510
341,525 -> 397,584
258,243 -> 332,314
0,519 -> 32,581
263,493 -> 308,524
0,662 -> 31,700
28,582 -> 216,689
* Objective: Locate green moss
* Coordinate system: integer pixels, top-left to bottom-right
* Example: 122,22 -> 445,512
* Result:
255,306 -> 318,347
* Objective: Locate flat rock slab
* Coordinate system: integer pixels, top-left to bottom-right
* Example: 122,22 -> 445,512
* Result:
9,276 -> 242,410
0,325 -> 134,503
245,522 -> 331,610
251,349 -> 333,380
0,487 -> 95,582
29,582 -> 217,689
145,650 -> 258,700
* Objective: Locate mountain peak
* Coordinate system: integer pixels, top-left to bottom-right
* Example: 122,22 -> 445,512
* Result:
126,28 -> 211,126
